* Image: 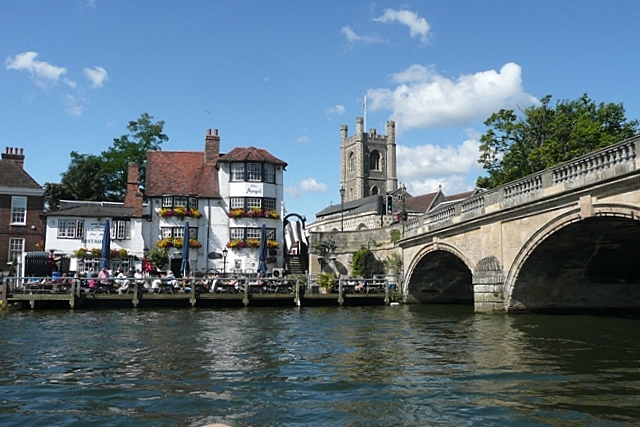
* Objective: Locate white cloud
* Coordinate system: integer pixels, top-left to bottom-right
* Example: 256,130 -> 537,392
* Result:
83,66 -> 108,88
295,129 -> 309,143
341,25 -> 382,44
397,134 -> 483,196
5,51 -> 66,84
81,0 -> 97,9
373,9 -> 430,42
285,186 -> 303,199
300,178 -> 328,193
64,94 -> 84,116
327,104 -> 346,117
368,62 -> 537,130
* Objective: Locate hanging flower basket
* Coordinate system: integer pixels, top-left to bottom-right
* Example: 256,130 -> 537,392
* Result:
158,207 -> 202,220
156,237 -> 202,249
73,247 -> 130,258
226,239 -> 280,251
226,239 -> 260,250
73,247 -> 89,258
227,208 -> 279,219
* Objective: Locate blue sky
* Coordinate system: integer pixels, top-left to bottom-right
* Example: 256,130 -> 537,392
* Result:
3,1 -> 640,221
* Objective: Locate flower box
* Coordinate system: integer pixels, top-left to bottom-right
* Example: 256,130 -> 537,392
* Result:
158,207 -> 202,220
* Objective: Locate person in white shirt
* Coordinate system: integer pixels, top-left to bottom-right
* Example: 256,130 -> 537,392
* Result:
115,269 -> 131,294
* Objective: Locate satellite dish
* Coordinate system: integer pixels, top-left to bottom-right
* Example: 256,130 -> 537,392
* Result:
207,252 -> 223,260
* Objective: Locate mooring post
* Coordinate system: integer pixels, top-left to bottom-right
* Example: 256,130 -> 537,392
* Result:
337,278 -> 344,306
243,279 -> 249,306
384,279 -> 390,305
132,284 -> 139,308
294,277 -> 301,306
190,280 -> 197,307
1,278 -> 7,310
69,281 -> 76,309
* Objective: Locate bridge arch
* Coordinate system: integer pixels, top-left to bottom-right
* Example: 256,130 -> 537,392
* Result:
505,204 -> 640,313
405,242 -> 474,304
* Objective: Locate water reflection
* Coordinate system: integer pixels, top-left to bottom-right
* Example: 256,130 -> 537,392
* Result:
1,307 -> 639,426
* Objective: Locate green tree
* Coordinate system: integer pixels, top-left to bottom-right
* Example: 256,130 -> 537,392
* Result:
351,246 -> 385,278
61,152 -> 113,201
476,94 -> 639,189
43,182 -> 73,211
147,247 -> 169,271
101,112 -> 168,199
43,113 -> 167,207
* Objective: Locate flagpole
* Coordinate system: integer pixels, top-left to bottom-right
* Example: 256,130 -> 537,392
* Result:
363,95 -> 367,131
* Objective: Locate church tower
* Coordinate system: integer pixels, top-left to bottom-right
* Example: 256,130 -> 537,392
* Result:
340,117 -> 397,203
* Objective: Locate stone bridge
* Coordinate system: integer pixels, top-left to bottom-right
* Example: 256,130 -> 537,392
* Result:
400,135 -> 640,313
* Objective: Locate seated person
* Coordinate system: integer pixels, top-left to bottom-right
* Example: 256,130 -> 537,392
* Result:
166,270 -> 178,289
354,280 -> 366,293
151,273 -> 165,293
115,269 -> 131,294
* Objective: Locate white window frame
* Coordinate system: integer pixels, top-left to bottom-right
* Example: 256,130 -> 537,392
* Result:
111,220 -> 131,240
162,196 -> 173,207
246,198 -> 262,209
230,228 -> 245,240
231,163 -> 245,181
246,163 -> 262,181
58,219 -> 84,239
189,197 -> 198,209
230,198 -> 244,209
8,238 -> 24,263
10,196 -> 27,225
246,228 -> 261,239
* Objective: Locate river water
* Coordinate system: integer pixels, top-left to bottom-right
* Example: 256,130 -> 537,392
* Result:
1,305 -> 639,427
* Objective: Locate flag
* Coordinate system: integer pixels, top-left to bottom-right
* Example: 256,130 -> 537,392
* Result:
362,95 -> 366,111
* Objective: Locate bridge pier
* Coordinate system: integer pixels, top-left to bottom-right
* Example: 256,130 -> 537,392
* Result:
473,270 -> 505,313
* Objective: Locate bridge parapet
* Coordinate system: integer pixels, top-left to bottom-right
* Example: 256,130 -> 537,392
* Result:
552,137 -> 637,185
404,134 -> 640,239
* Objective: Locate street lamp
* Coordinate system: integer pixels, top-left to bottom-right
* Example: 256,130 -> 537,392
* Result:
222,248 -> 228,278
340,186 -> 345,231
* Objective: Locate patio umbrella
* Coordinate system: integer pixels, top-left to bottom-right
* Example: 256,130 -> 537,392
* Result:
181,222 -> 190,277
100,219 -> 110,270
257,223 -> 268,275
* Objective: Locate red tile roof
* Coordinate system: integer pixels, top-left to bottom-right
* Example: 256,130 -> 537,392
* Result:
145,151 -> 220,198
218,146 -> 288,167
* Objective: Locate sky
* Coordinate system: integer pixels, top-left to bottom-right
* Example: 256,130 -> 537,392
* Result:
3,1 -> 640,221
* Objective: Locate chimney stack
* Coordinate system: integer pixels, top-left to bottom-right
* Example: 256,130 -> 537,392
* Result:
124,162 -> 143,217
204,128 -> 220,164
2,147 -> 25,169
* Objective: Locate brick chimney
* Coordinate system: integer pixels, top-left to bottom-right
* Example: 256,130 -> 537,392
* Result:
124,162 -> 143,217
2,147 -> 25,168
204,128 -> 220,164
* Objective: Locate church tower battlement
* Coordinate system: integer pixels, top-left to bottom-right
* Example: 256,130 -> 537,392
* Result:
340,117 -> 397,203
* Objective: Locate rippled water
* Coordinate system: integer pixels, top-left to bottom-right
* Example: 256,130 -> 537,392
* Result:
1,305 -> 639,426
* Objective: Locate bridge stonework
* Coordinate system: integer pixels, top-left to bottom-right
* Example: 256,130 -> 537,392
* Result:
400,136 -> 640,313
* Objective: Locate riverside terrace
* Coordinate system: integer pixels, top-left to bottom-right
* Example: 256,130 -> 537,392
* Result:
1,275 -> 392,310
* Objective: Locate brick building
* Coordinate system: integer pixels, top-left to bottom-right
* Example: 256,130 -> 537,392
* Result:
0,147 -> 44,274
